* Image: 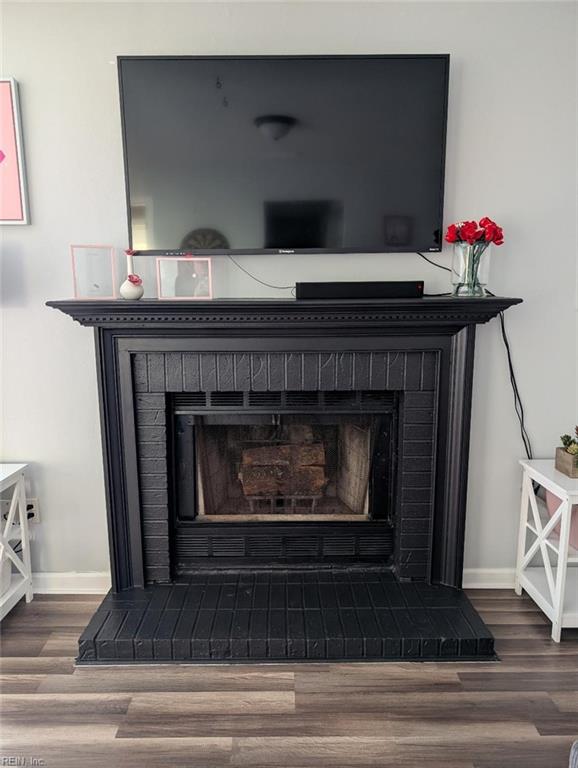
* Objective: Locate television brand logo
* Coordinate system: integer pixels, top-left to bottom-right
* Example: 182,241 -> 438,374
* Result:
278,249 -> 295,254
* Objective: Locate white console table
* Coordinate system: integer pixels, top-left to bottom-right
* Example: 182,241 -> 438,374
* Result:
0,463 -> 33,620
515,459 -> 578,641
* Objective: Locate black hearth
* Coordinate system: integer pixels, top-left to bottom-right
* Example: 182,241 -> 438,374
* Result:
48,296 -> 521,663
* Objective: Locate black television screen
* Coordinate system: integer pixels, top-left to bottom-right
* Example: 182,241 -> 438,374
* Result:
118,55 -> 449,254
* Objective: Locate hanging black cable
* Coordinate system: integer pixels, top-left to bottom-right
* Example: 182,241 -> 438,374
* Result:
417,253 -> 533,459
416,251 -> 452,273
497,310 -> 534,460
227,254 -> 294,291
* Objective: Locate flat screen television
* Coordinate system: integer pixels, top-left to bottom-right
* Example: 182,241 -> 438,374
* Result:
118,55 -> 449,255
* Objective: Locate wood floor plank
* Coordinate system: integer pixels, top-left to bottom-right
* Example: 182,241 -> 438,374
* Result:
487,624 -> 553,639
496,638 -> 578,655
294,665 -> 462,694
0,738 -> 233,768
123,718 -> 536,744
478,610 -> 550,626
37,666 -> 294,694
0,674 -> 46,694
466,589 -> 524,599
1,692 -> 132,719
468,598 -> 542,612
471,737 -> 576,768
229,732 -> 544,766
2,600 -> 100,632
1,723 -> 122,747
0,634 -> 50,656
40,630 -> 86,656
490,653 -> 578,671
0,656 -> 75,675
126,690 -> 295,715
294,690 -> 559,718
458,671 -> 578,692
533,712 -> 578,736
231,737 -> 576,768
550,691 -> 578,712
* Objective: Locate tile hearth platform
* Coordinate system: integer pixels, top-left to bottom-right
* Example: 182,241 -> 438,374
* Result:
78,568 -> 495,664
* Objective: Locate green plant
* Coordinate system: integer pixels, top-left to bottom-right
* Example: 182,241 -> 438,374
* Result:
560,426 -> 578,454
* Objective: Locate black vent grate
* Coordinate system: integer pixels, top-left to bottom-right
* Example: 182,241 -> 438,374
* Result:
247,537 -> 283,558
209,392 -> 244,408
172,390 -> 396,413
173,392 -> 208,409
324,392 -> 359,408
175,527 -> 394,568
211,537 -> 246,557
248,392 -> 283,408
283,537 -> 321,557
176,536 -> 210,558
323,537 -> 357,556
358,535 -> 394,556
286,392 -> 321,408
361,391 -> 396,407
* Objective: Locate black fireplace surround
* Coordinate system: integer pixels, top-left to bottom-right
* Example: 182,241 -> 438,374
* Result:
49,297 -> 521,662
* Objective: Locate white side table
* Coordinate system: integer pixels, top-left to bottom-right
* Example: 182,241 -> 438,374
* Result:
515,459 -> 578,641
0,463 -> 33,620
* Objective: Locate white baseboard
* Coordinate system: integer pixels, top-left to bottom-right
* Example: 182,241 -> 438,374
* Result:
31,569 -> 515,594
32,571 -> 111,594
462,568 -> 516,589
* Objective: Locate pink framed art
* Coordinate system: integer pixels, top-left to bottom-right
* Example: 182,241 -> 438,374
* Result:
71,245 -> 117,299
156,257 -> 213,300
0,78 -> 29,225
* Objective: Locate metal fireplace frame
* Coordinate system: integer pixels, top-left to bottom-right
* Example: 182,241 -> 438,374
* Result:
170,406 -> 397,573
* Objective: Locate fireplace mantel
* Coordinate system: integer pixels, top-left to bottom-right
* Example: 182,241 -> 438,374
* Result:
47,296 -> 522,331
48,296 -> 522,594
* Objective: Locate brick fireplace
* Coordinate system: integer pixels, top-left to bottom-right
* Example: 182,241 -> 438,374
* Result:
135,350 -> 437,582
49,296 -> 521,662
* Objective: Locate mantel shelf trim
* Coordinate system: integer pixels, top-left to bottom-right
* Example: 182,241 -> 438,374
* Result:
47,297 -> 522,329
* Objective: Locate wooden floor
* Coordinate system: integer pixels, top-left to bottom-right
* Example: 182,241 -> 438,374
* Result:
1,589 -> 577,767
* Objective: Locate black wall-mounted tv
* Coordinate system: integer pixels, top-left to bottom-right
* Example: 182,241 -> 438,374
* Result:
118,55 -> 449,255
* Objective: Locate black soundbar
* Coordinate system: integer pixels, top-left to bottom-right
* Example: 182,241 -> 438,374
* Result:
295,281 -> 424,300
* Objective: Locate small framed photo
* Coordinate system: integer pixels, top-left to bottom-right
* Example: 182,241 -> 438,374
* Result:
71,245 -> 116,299
156,257 -> 213,300
0,78 -> 29,225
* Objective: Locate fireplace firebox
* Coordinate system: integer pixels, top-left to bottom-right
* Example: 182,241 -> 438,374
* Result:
48,296 -> 522,663
171,394 -> 397,573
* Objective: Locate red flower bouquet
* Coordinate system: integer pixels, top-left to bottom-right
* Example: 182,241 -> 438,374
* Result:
445,218 -> 504,246
445,217 -> 504,297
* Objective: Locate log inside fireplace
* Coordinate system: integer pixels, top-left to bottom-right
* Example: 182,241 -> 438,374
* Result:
198,418 -> 381,523
177,414 -> 391,523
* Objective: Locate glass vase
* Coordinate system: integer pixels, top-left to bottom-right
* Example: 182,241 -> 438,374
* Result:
451,242 -> 492,297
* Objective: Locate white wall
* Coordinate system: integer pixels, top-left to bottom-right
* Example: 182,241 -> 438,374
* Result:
1,1 -> 576,581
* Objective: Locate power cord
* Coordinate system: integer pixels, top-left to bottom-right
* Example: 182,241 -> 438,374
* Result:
227,254 -> 294,292
416,251 -> 452,273
230,250 -> 451,294
418,253 -> 533,460
497,309 -> 534,460
416,252 -> 452,296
